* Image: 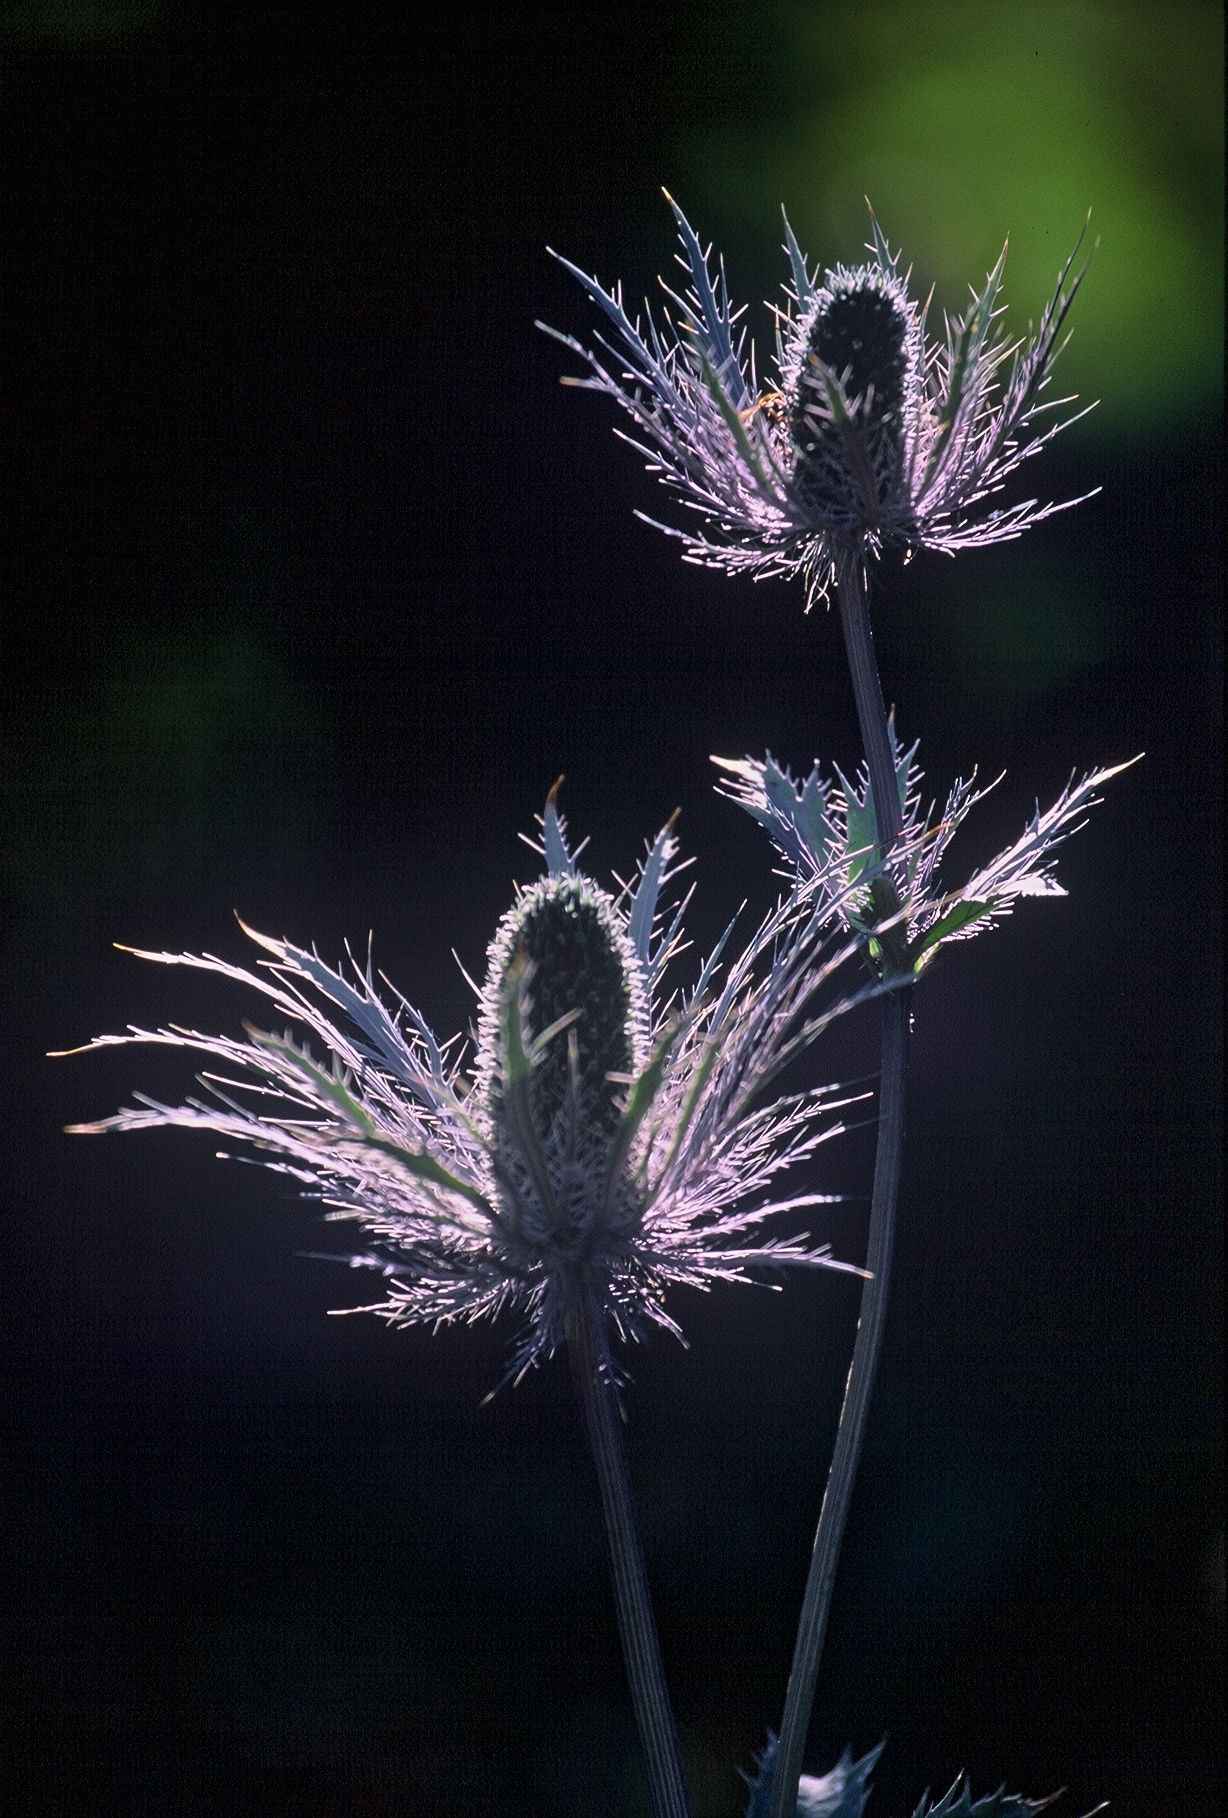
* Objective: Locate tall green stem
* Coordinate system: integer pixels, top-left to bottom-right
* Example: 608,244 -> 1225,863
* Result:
767,547 -> 911,1818
570,1283 -> 694,1818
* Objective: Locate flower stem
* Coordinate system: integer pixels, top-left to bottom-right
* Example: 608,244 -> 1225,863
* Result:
835,545 -> 903,849
766,990 -> 908,1818
570,1284 -> 694,1818
766,547 -> 911,1818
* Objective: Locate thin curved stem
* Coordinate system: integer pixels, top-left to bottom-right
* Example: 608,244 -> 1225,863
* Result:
767,546 -> 911,1818
569,1284 -> 694,1818
766,989 -> 909,1818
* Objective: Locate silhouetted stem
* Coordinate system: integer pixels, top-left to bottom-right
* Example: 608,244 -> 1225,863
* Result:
570,1284 -> 694,1818
767,547 -> 911,1818
767,990 -> 909,1818
835,546 -> 903,849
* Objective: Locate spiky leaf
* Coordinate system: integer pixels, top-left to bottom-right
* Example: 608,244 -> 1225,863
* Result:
910,1776 -> 1058,1818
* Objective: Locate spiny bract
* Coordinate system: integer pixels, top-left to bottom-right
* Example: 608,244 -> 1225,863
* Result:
715,736 -> 1137,983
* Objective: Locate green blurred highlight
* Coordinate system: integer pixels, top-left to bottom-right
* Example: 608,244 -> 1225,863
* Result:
935,551 -> 1107,697
884,543 -> 1117,717
682,1 -> 1222,431
1,0 -> 162,36
1,634 -> 325,908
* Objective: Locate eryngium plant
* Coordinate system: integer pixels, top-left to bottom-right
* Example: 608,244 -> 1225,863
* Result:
541,196 -> 1093,601
65,788 -> 873,1380
62,783 -> 892,1818
743,1736 -> 884,1818
547,197 -> 1113,1818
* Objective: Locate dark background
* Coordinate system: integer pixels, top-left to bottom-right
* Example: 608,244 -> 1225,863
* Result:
1,5 -> 1221,1815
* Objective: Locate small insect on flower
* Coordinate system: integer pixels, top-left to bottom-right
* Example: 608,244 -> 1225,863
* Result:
540,195 -> 1096,602
58,786 -> 884,1382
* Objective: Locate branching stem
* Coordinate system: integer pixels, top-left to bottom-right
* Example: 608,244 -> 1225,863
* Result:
570,1283 -> 694,1818
767,546 -> 912,1818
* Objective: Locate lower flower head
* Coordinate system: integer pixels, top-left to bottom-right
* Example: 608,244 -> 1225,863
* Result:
59,789 -> 879,1381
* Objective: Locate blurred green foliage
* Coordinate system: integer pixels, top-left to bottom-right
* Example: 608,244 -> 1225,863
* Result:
0,0 -> 162,35
680,0 -> 1222,432
883,544 -> 1118,716
1,633 -> 325,908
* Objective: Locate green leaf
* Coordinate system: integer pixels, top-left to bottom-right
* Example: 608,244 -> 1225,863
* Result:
867,206 -> 898,277
529,1006 -> 582,1061
542,783 -> 575,877
768,761 -> 830,868
500,949 -> 536,1088
628,813 -> 680,964
646,1032 -> 719,1198
245,1027 -> 490,1208
695,343 -> 776,497
922,240 -> 1008,491
603,1021 -> 684,1205
844,796 -> 878,882
909,899 -> 992,968
496,954 -> 560,1221
783,208 -> 816,306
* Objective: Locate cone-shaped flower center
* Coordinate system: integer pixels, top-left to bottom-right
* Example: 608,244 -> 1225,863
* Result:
805,283 -> 908,425
514,880 -> 634,1140
785,273 -> 913,524
477,872 -> 649,1180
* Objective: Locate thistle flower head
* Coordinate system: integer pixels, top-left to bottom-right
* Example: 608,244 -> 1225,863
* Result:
471,863 -> 651,1289
61,789 -> 882,1380
541,196 -> 1095,601
478,870 -> 649,1150
716,738 -> 1138,981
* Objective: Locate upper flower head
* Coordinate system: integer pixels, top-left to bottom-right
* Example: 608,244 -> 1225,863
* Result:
541,196 -> 1095,601
61,787 -> 880,1381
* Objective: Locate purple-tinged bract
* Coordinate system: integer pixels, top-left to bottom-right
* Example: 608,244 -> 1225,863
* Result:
716,735 -> 1137,981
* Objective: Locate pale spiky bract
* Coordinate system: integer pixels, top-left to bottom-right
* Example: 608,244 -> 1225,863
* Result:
62,794 -> 882,1380
541,196 -> 1095,601
715,736 -> 1137,982
908,1777 -> 1089,1818
744,1736 -> 884,1818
